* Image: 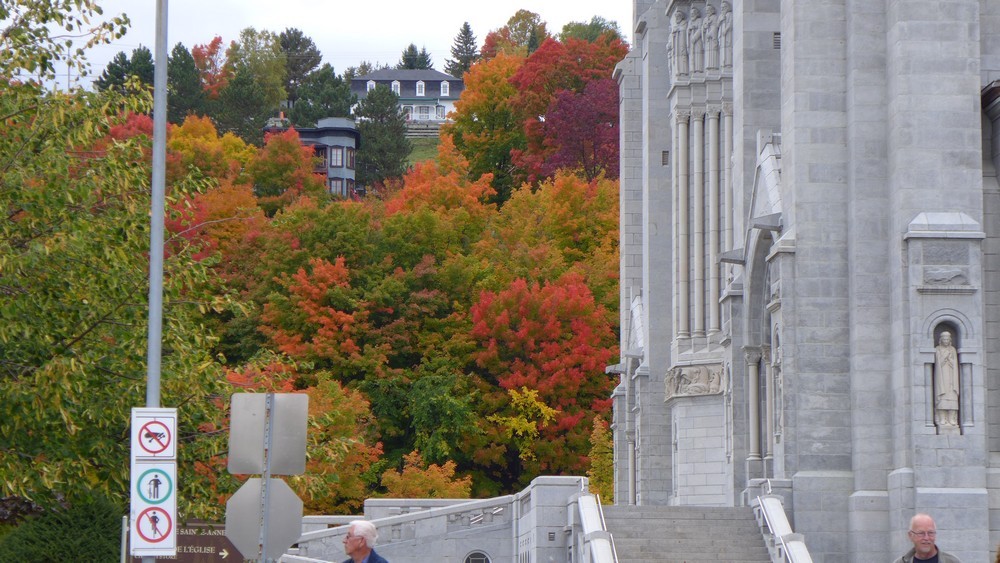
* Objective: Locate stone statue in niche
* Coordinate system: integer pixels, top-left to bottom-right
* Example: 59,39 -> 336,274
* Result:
687,7 -> 704,73
667,11 -> 689,78
720,2 -> 733,68
934,331 -> 960,428
703,5 -> 720,70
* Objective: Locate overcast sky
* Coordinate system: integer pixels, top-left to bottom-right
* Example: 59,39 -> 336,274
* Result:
70,0 -> 634,88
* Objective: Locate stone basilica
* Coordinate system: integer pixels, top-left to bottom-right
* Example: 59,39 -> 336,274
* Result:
612,0 -> 1000,560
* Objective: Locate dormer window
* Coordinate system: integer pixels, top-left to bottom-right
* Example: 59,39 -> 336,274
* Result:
416,81 -> 425,96
391,80 -> 400,95
366,80 -> 376,92
440,81 -> 450,96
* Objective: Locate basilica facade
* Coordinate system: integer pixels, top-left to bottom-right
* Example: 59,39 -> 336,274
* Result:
612,0 -> 1000,560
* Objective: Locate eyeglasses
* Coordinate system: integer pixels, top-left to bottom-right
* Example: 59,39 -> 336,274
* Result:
909,530 -> 937,538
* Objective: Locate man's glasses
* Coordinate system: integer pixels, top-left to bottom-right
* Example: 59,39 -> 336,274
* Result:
909,530 -> 937,538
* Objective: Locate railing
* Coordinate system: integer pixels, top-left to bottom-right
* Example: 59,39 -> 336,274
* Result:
573,493 -> 617,563
753,491 -> 813,563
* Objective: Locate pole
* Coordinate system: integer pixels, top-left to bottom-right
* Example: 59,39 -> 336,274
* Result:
258,393 -> 275,562
144,1 -> 169,562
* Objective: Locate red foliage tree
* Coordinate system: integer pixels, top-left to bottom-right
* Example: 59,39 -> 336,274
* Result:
538,78 -> 620,180
469,273 -> 618,474
192,36 -> 230,99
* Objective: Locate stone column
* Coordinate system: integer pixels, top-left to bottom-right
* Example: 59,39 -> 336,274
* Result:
745,347 -> 762,463
692,110 -> 705,336
676,110 -> 691,337
708,106 -> 721,333
722,102 -> 733,250
762,345 -> 774,461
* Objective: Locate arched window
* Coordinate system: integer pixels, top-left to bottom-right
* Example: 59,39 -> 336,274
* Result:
441,81 -> 450,96
464,551 -> 491,563
366,80 -> 376,92
416,80 -> 425,96
391,80 -> 400,95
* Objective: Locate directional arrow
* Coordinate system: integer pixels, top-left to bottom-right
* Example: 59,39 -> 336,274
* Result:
220,548 -> 229,559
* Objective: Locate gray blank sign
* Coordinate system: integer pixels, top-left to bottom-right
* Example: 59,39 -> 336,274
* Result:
227,393 -> 308,475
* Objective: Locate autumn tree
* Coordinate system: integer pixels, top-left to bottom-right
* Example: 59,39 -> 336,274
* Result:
279,27 -> 322,107
95,45 -> 153,92
167,42 -> 205,123
444,22 -> 479,78
536,78 -> 620,181
504,10 -> 550,54
443,53 -> 525,206
289,63 -> 356,127
247,127 -> 327,213
470,274 -> 617,478
354,85 -> 411,188
381,451 -> 472,498
225,27 -> 287,110
397,43 -> 433,70
191,36 -> 230,99
587,416 -> 614,503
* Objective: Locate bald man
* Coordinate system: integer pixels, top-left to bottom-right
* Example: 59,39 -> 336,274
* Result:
892,513 -> 962,563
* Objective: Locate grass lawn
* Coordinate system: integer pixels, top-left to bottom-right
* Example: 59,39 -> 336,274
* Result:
408,137 -> 440,166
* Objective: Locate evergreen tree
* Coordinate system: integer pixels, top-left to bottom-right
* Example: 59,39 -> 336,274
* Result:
95,45 -> 153,92
343,60 -> 387,81
167,43 -> 204,123
444,22 -> 479,78
289,63 -> 356,127
214,66 -> 271,146
397,43 -> 433,69
354,85 -> 411,188
279,27 -> 322,107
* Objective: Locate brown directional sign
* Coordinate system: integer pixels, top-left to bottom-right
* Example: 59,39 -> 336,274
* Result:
130,521 -> 245,562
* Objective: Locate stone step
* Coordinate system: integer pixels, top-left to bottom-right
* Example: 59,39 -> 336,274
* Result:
602,505 -> 771,563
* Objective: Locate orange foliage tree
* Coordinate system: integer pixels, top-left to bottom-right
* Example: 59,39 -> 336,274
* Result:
381,451 -> 472,499
192,36 -> 230,99
248,127 -> 327,215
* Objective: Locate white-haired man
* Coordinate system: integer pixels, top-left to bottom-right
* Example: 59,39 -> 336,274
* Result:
892,513 -> 962,563
342,519 -> 389,563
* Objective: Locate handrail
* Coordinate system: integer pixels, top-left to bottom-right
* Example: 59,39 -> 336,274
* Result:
575,494 -> 617,563
594,495 -> 619,563
754,493 -> 813,563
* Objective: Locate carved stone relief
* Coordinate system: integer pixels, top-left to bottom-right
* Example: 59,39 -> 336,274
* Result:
666,3 -> 734,80
665,363 -> 725,399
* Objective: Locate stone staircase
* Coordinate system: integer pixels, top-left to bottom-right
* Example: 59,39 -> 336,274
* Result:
602,505 -> 772,563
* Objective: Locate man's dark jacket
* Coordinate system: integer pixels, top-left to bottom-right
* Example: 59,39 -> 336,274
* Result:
343,549 -> 389,563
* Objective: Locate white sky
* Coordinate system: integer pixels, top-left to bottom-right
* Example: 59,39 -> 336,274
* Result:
70,0 -> 635,88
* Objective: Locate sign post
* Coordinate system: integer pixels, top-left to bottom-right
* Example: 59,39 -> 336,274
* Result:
130,408 -> 178,558
225,393 -> 307,562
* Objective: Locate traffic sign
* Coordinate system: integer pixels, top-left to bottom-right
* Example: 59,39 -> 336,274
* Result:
225,478 -> 303,561
132,407 -> 178,459
130,461 -> 177,556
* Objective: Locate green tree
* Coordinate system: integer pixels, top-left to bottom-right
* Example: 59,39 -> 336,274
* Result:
167,42 -> 204,123
225,27 -> 287,111
279,27 -> 322,107
354,85 -> 411,188
0,495 -> 121,562
587,415 -> 614,504
95,45 -> 153,92
504,9 -> 549,53
288,63 -> 356,127
343,60 -> 389,81
0,2 -> 231,518
214,65 -> 271,145
444,22 -> 479,78
397,43 -> 433,69
559,16 -> 625,44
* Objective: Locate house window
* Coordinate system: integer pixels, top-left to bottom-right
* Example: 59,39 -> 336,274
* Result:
329,146 -> 344,168
330,178 -> 344,197
391,80 -> 400,95
346,147 -> 356,170
347,179 -> 356,195
416,81 -> 425,96
441,81 -> 450,96
418,106 -> 430,120
314,146 -> 327,169
366,80 -> 376,92
436,106 -> 445,120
